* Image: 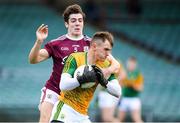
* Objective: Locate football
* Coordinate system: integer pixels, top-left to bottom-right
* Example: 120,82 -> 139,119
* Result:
74,65 -> 96,88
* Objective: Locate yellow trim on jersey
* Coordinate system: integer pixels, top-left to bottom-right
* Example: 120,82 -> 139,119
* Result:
63,55 -> 75,73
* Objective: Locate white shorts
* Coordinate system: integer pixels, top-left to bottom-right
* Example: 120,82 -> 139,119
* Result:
118,97 -> 141,112
39,87 -> 59,106
98,91 -> 119,108
50,101 -> 91,123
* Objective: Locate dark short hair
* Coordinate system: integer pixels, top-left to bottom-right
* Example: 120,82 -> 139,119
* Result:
63,4 -> 86,23
91,31 -> 114,47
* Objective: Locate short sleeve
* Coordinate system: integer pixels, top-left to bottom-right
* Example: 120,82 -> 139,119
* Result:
63,54 -> 77,76
44,42 -> 53,57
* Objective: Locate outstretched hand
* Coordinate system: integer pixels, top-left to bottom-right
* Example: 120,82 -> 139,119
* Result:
36,24 -> 48,43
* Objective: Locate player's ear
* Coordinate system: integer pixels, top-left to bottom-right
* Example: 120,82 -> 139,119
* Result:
65,22 -> 68,28
91,42 -> 97,51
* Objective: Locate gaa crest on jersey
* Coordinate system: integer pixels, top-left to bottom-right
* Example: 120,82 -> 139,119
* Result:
83,46 -> 89,52
72,45 -> 80,52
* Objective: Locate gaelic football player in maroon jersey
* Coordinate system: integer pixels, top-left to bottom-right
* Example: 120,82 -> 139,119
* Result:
29,4 -> 120,123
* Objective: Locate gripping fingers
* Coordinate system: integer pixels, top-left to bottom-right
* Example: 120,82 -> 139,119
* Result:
92,65 -> 102,73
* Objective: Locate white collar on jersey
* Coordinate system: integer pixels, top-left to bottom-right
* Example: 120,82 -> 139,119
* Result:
66,34 -> 84,41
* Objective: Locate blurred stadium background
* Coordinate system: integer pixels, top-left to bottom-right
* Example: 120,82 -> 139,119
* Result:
0,0 -> 180,122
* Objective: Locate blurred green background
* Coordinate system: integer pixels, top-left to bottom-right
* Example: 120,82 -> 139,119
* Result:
0,0 -> 180,122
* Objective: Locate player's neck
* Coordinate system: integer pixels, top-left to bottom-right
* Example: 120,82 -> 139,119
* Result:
66,34 -> 83,41
87,51 -> 96,65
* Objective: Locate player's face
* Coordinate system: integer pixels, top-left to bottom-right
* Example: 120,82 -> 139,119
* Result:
95,39 -> 112,62
65,13 -> 84,37
127,60 -> 137,71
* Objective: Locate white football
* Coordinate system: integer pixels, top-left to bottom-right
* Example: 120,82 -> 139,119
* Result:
74,65 -> 96,88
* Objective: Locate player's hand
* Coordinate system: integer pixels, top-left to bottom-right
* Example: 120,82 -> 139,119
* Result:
77,65 -> 97,86
107,54 -> 120,74
36,24 -> 48,43
92,65 -> 108,88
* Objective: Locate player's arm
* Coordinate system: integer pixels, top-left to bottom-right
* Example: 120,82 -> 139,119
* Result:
28,24 -> 49,64
60,54 -> 79,91
106,79 -> 121,98
102,54 -> 120,79
92,65 -> 121,98
60,73 -> 80,91
116,64 -> 127,85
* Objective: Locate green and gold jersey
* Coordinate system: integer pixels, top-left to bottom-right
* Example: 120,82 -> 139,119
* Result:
122,70 -> 143,97
60,52 -> 116,115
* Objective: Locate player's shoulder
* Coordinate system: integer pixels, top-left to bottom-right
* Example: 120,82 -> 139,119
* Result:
71,52 -> 86,57
47,35 -> 67,44
132,69 -> 142,77
96,60 -> 111,68
67,52 -> 86,66
57,35 -> 67,41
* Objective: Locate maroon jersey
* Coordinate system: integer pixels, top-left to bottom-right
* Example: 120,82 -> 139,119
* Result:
44,35 -> 91,94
